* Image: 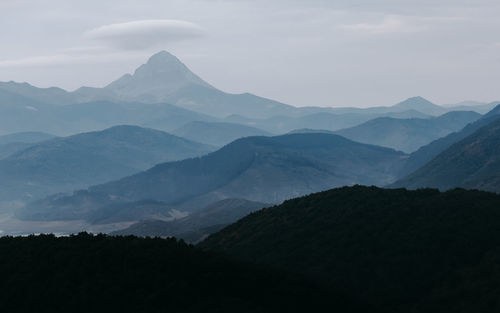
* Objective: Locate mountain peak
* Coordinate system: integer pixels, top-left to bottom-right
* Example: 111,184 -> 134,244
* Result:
146,50 -> 179,65
398,96 -> 433,105
393,96 -> 445,115
105,51 -> 212,101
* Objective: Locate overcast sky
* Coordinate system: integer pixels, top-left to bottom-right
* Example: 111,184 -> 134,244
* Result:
0,0 -> 499,107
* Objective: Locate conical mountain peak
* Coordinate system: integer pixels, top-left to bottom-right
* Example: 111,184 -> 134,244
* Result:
105,51 -> 212,101
145,50 -> 179,65
393,96 -> 446,115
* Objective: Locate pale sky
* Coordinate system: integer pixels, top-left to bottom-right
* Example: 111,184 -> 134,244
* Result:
0,0 -> 499,107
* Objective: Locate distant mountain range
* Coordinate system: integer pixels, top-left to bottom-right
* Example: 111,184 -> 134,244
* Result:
0,125 -> 212,202
111,198 -> 268,242
0,91 -> 219,136
224,106 -> 433,133
335,111 -> 481,153
2,49 -> 500,230
443,100 -> 500,113
1,51 -> 496,137
18,133 -> 406,221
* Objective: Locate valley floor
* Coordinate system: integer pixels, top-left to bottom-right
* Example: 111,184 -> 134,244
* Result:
0,213 -> 131,236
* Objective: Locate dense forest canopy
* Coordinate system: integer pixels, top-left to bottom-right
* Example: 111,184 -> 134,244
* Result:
0,233 -> 360,313
201,186 -> 500,312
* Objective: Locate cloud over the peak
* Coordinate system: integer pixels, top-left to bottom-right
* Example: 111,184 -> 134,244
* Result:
84,19 -> 204,50
339,16 -> 425,34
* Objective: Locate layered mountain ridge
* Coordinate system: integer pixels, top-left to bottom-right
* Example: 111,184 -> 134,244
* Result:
18,133 -> 406,221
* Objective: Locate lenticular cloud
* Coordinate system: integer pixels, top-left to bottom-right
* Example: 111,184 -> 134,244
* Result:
84,19 -> 204,50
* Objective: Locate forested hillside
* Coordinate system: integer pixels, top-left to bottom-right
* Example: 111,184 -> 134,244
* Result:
0,233 -> 358,313
201,186 -> 500,312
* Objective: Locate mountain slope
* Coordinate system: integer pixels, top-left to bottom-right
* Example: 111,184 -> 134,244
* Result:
200,185 -> 500,312
172,121 -> 272,146
393,117 -> 500,192
398,104 -> 500,177
0,131 -> 55,145
111,198 -> 268,242
54,100 -> 218,134
335,111 -> 481,153
0,131 -> 57,159
101,51 -> 298,118
0,125 -> 213,201
0,89 -> 66,135
443,100 -> 500,114
20,133 -> 406,220
0,87 -> 219,136
0,81 -> 74,105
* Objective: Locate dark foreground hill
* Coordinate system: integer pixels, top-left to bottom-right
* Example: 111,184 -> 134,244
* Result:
20,133 -> 406,221
394,117 -> 500,192
0,233 -> 359,313
200,186 -> 500,312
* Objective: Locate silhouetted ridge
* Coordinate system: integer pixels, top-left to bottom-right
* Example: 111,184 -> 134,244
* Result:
0,233 -> 351,313
201,185 -> 500,312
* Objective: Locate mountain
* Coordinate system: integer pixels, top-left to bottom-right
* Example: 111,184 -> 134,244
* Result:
111,198 -> 268,242
393,117 -> 500,192
0,86 -> 219,136
200,185 -> 500,312
101,51 -> 298,118
0,125 -> 213,202
225,110 -> 432,134
54,100 -> 218,134
303,97 -> 446,116
0,131 -> 57,160
0,131 -> 55,145
392,96 -> 447,115
1,53 -> 453,122
172,121 -> 272,146
288,128 -> 336,135
443,100 -> 500,114
0,234 -> 344,313
0,89 -> 67,135
105,51 -> 214,102
2,51 -> 491,136
444,100 -> 486,107
0,143 -> 33,160
335,111 -> 481,153
19,133 -> 406,221
0,81 -> 74,105
2,51 -> 487,135
398,104 -> 500,177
